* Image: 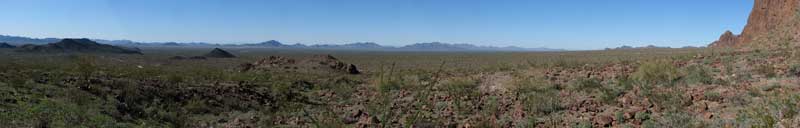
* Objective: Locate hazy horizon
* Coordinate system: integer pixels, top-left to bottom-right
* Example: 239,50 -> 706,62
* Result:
0,0 -> 752,50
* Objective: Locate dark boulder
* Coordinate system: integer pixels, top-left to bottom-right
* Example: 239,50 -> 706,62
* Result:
347,64 -> 360,74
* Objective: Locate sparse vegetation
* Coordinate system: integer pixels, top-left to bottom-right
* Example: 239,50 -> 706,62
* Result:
633,60 -> 680,87
2,46 -> 800,127
683,65 -> 715,85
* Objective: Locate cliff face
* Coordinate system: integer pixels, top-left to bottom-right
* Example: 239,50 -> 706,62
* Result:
710,0 -> 800,47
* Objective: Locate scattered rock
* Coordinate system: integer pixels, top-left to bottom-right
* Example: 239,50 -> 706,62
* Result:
241,54 -> 361,74
342,110 -> 362,124
594,115 -> 613,127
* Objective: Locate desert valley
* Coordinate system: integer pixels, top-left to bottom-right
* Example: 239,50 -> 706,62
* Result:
3,0 -> 800,128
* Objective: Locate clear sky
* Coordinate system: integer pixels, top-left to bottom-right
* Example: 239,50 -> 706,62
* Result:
0,0 -> 752,50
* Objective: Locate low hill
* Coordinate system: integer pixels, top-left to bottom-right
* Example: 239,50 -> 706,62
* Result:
0,42 -> 15,48
16,38 -> 142,54
0,35 -> 60,45
203,48 -> 236,58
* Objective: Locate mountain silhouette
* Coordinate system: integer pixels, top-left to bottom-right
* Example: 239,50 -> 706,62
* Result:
203,48 -> 237,58
16,38 -> 142,54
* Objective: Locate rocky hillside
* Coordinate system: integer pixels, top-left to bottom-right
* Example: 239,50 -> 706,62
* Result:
711,0 -> 800,48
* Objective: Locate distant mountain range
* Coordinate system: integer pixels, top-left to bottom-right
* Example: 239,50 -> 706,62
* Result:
0,35 -> 564,52
604,45 -> 703,50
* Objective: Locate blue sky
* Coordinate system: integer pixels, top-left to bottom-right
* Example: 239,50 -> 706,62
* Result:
0,0 -> 751,50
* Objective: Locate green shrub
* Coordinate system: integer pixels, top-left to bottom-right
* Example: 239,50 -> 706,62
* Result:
647,88 -> 691,111
761,82 -> 782,92
7,99 -> 128,127
442,77 -> 480,115
704,91 -> 722,102
377,78 -> 402,93
788,64 -> 800,77
683,65 -> 714,85
770,94 -> 799,119
755,64 -> 777,78
736,104 -> 777,128
522,89 -> 562,116
572,121 -> 592,128
733,93 -> 800,127
183,98 -> 211,114
651,112 -> 700,128
635,111 -> 651,121
566,78 -> 602,92
632,60 -> 680,87
595,78 -> 631,105
71,55 -> 99,78
513,76 -> 559,96
615,111 -> 626,123
442,77 -> 480,97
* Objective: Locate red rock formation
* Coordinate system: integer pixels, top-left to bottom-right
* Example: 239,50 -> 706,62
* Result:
710,0 -> 800,47
709,31 -> 740,47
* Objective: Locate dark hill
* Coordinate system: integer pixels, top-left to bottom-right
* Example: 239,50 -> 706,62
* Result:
204,48 -> 236,58
15,38 -> 142,54
0,42 -> 15,48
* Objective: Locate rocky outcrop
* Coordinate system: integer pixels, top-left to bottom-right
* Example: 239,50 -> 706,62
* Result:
15,39 -> 142,54
710,0 -> 800,47
709,31 -> 741,47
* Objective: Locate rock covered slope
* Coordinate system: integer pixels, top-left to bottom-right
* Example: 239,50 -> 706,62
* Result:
711,0 -> 800,48
240,55 -> 361,74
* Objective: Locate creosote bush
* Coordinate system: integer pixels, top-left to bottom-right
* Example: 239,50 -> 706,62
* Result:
683,65 -> 715,85
633,60 -> 680,87
512,76 -> 563,120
